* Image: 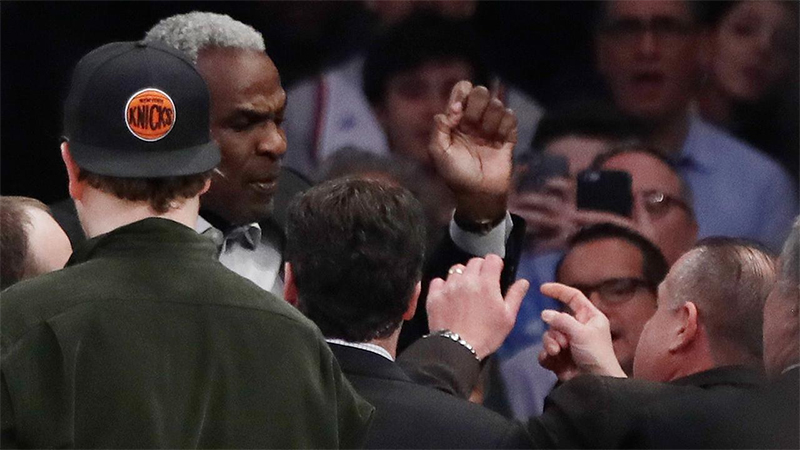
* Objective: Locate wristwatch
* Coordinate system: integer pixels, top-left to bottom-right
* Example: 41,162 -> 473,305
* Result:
424,329 -> 480,361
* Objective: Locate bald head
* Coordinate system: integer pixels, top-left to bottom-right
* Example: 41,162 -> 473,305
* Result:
667,238 -> 776,364
595,145 -> 698,264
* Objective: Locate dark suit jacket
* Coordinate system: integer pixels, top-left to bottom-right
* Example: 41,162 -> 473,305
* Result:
526,365 -> 765,449
51,167 -> 526,353
329,343 -> 532,449
638,366 -> 799,449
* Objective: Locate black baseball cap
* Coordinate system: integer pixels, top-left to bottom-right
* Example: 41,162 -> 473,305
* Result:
62,40 -> 220,178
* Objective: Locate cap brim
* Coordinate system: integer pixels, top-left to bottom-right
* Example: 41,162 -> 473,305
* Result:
69,140 -> 221,178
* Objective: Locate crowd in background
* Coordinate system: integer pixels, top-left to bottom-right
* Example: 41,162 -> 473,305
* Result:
1,1 -> 799,448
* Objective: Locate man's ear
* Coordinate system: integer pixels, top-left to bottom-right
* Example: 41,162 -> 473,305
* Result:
61,142 -> 84,201
669,301 -> 698,353
200,177 -> 212,196
402,281 -> 422,321
283,262 -> 299,307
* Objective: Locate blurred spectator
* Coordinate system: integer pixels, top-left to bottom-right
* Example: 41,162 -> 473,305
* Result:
696,1 -> 799,178
317,147 -> 455,250
498,223 -> 667,418
282,9 -> 543,177
284,178 -> 531,449
594,0 -> 797,251
594,144 -> 699,265
0,196 -> 72,289
362,13 -> 490,168
511,103 -> 648,252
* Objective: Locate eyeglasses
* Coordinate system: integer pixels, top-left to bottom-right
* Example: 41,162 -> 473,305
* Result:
639,190 -> 691,218
599,17 -> 695,43
570,277 -> 653,305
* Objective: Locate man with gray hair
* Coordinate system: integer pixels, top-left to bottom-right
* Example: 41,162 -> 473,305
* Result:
638,219 -> 799,448
142,12 -> 527,353
144,12 -> 296,296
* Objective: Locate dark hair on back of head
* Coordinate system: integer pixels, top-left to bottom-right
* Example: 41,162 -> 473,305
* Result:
556,222 -> 669,292
530,100 -> 650,153
363,11 -> 490,106
285,177 -> 427,342
78,170 -> 211,214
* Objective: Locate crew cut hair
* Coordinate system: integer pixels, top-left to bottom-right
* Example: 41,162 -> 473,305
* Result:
286,178 -> 427,343
143,11 -> 265,64
556,222 -> 669,294
669,237 -> 777,362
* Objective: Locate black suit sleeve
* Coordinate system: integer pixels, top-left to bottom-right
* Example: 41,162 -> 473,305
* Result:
398,214 -> 526,352
396,336 -> 482,400
397,214 -> 526,397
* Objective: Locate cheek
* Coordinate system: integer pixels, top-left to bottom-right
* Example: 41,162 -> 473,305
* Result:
215,137 -> 251,174
713,40 -> 746,81
598,45 -> 628,81
633,319 -> 658,372
621,300 -> 657,334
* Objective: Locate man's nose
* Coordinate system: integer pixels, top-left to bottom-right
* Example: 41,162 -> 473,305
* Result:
636,30 -> 660,59
255,121 -> 287,158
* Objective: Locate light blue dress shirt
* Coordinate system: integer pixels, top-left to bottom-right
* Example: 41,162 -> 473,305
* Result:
677,115 -> 798,251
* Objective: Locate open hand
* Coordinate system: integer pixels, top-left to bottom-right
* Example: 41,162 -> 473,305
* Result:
426,255 -> 528,359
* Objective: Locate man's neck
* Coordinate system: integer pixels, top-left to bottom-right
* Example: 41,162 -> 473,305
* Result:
77,188 -> 200,238
647,111 -> 691,157
369,332 -> 400,360
696,83 -> 734,128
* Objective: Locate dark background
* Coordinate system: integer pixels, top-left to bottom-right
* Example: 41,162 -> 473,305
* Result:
4,1 -> 795,205
0,1 -> 603,204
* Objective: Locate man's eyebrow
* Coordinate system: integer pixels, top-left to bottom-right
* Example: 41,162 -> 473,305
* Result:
231,106 -> 284,120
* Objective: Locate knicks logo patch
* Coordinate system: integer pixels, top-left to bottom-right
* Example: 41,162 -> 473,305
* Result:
125,88 -> 175,141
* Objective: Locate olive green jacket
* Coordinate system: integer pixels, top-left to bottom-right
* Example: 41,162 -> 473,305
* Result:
1,218 -> 373,448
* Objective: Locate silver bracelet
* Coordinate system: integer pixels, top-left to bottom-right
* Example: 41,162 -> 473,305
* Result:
425,329 -> 480,361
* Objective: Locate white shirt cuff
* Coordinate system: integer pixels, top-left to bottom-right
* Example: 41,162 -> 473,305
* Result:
449,212 -> 513,258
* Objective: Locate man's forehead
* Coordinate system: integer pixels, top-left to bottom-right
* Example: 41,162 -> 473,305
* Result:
604,0 -> 693,21
602,152 -> 680,191
563,237 -> 645,277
